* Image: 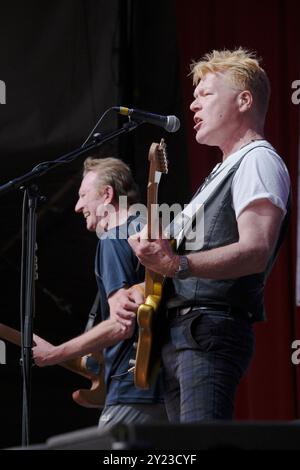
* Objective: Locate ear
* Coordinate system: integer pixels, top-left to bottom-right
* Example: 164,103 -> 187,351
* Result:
238,90 -> 253,112
102,185 -> 114,205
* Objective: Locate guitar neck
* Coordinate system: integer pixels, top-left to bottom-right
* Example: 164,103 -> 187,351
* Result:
0,323 -> 94,379
144,138 -> 168,299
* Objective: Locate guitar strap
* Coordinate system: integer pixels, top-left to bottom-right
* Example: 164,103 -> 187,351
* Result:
166,144 -> 272,249
84,291 -> 100,332
83,289 -> 133,378
83,291 -> 104,377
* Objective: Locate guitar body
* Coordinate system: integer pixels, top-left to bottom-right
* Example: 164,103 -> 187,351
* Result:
70,352 -> 106,408
0,323 -> 105,408
135,292 -> 162,389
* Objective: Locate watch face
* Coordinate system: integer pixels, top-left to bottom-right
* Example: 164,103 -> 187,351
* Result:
175,256 -> 190,279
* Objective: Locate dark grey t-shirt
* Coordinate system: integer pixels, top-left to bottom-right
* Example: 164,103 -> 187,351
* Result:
95,216 -> 164,405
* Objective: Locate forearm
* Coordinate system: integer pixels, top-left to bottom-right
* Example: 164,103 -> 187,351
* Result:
43,319 -> 127,365
186,241 -> 266,279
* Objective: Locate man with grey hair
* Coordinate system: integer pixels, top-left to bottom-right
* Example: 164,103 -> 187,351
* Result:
33,156 -> 166,428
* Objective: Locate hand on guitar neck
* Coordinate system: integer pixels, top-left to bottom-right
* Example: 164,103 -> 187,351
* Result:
32,334 -> 62,367
128,231 -> 179,278
0,322 -> 105,408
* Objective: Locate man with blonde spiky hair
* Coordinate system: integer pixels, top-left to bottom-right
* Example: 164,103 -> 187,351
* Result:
115,48 -> 291,423
190,47 -> 271,136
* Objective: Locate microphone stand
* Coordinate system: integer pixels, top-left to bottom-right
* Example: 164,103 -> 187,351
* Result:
0,120 -> 141,446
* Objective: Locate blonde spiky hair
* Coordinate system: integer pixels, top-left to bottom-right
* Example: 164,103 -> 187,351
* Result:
191,47 -> 271,119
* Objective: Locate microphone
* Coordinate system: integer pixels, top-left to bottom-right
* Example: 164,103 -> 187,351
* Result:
112,106 -> 180,133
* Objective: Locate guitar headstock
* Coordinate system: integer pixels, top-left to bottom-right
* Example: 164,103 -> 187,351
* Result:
148,139 -> 168,180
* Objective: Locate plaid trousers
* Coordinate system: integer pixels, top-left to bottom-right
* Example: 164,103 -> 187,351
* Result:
162,309 -> 254,423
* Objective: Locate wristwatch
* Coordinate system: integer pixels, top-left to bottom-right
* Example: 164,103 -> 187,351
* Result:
174,255 -> 190,279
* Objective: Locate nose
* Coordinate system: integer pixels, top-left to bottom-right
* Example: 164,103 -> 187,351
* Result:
75,198 -> 83,213
190,97 -> 200,112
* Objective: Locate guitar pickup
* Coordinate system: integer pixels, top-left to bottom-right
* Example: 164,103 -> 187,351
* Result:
128,358 -> 136,374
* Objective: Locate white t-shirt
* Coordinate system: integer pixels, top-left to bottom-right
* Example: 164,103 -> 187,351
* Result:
227,140 -> 290,218
168,140 -> 290,246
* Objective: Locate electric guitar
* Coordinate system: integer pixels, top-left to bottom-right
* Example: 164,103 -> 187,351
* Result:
134,139 -> 168,389
0,323 -> 105,408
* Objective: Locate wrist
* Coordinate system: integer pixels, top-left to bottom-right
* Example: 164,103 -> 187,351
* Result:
54,344 -> 66,363
166,255 -> 181,278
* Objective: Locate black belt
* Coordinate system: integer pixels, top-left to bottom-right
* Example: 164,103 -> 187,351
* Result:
167,304 -> 252,319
